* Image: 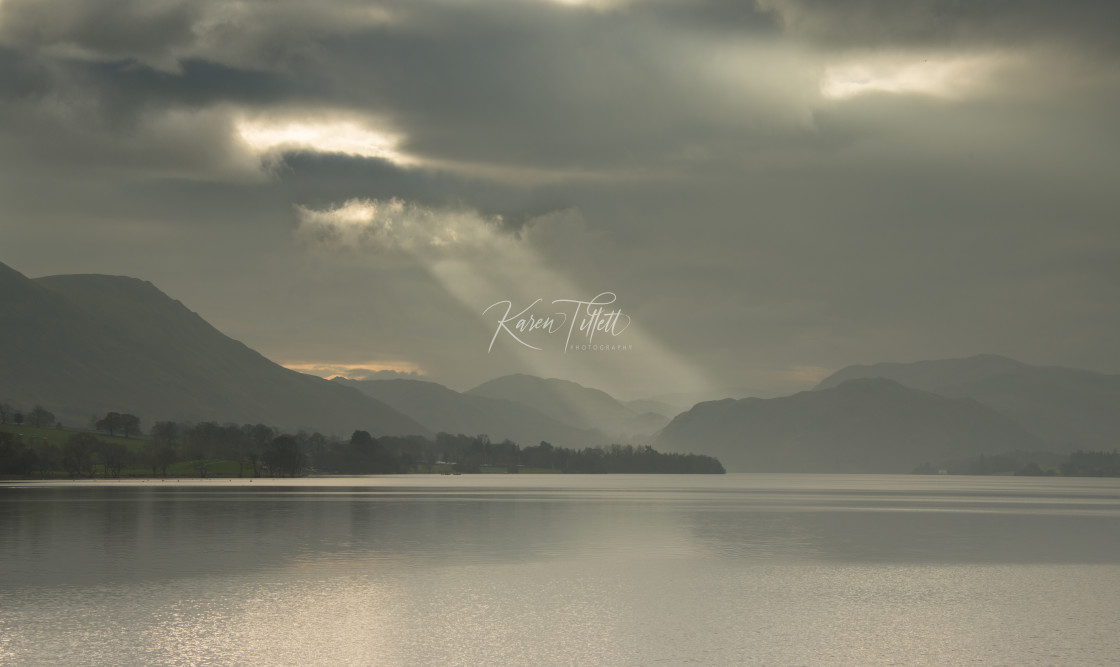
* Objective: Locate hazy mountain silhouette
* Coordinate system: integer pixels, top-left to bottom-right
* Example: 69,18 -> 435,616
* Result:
0,262 -> 428,436
644,387 -> 782,412
466,374 -> 669,439
655,378 -> 1042,473
622,398 -> 678,419
333,377 -> 602,448
815,354 -> 1120,451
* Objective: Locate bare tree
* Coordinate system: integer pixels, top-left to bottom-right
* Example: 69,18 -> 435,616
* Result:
99,442 -> 130,478
96,412 -> 141,438
150,421 -> 180,446
96,412 -> 122,436
62,433 -> 98,478
27,405 -> 55,428
119,414 -> 141,438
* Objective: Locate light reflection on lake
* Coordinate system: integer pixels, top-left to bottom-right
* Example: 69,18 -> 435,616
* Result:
2,474 -> 1119,665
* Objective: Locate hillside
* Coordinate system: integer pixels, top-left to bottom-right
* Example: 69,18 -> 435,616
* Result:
0,263 -> 427,436
466,374 -> 669,439
333,377 -> 601,448
815,354 -> 1120,450
655,378 -> 1043,473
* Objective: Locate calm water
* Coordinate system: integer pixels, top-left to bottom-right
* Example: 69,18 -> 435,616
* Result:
2,474 -> 1120,666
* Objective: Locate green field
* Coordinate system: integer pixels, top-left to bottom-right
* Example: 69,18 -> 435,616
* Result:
0,422 -> 151,451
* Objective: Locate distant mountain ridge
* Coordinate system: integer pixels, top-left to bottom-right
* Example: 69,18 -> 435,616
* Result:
655,378 -> 1043,473
644,387 -> 781,412
466,373 -> 670,439
0,262 -> 427,436
333,377 -> 602,448
815,354 -> 1120,451
9,257 -> 1111,463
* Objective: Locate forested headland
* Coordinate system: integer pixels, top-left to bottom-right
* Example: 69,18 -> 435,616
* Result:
0,406 -> 724,478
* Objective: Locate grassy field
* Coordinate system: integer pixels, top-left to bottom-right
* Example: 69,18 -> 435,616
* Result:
0,422 -> 151,451
480,466 -> 561,474
163,460 -> 246,477
421,463 -> 562,474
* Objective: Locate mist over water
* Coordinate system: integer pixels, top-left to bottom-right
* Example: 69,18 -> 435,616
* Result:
3,475 -> 1120,666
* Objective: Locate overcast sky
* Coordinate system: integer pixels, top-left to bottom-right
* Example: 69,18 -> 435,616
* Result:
2,0 -> 1118,399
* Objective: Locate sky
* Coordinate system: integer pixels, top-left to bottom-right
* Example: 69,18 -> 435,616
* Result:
1,0 -> 1118,400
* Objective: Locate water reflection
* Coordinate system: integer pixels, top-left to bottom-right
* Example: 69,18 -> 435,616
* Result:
688,508 -> 1120,563
3,475 -> 1120,666
4,475 -> 1120,589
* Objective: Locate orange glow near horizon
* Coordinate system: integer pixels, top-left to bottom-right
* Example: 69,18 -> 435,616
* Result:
281,360 -> 425,379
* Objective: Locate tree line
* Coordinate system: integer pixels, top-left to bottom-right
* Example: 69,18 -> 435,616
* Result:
0,402 -> 58,428
912,449 -> 1120,477
0,411 -> 724,478
320,432 -> 725,475
1057,450 -> 1120,476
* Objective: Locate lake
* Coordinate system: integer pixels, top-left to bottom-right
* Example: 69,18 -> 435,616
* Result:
2,474 -> 1120,665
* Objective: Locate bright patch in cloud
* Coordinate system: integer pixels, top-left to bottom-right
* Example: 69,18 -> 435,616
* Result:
295,198 -> 501,253
820,54 -> 1000,100
536,0 -> 637,8
237,118 -> 414,165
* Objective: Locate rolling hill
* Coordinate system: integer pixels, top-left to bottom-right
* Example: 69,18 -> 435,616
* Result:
466,373 -> 670,439
815,354 -> 1120,451
655,378 -> 1044,473
0,262 -> 427,436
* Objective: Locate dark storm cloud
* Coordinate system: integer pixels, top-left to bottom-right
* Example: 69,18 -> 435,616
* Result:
2,0 -> 1111,180
274,152 -> 577,227
83,59 -> 304,112
0,47 -> 53,98
0,0 -> 398,71
0,54 -> 305,142
757,0 -> 1120,54
0,0 -> 201,63
2,0 -> 814,176
306,5 -> 816,173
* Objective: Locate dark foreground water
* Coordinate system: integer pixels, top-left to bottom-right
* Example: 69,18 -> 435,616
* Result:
2,474 -> 1120,666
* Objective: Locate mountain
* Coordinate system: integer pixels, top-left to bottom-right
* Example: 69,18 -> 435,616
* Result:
816,354 -> 1028,393
623,399 -> 679,419
654,378 -> 1043,473
333,377 -> 601,448
0,262 -> 427,436
815,354 -> 1120,451
466,374 -> 669,439
644,387 -> 785,412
